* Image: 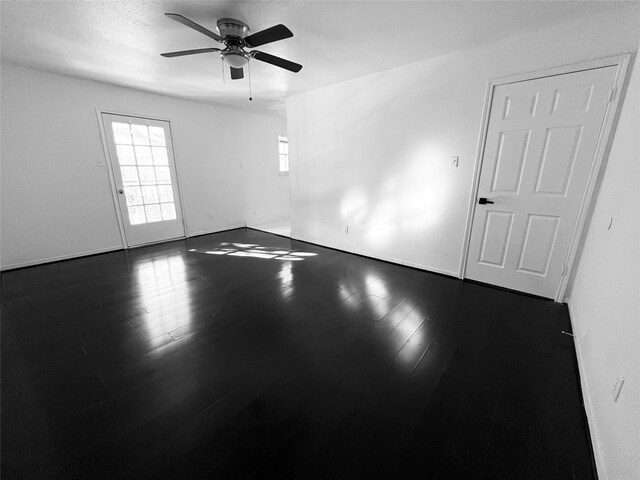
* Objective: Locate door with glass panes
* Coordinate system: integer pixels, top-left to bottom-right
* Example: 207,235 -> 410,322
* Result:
102,114 -> 185,247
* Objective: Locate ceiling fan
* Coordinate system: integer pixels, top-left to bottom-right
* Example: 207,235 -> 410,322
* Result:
161,14 -> 303,81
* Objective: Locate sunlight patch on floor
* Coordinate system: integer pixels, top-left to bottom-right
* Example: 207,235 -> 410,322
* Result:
188,242 -> 317,262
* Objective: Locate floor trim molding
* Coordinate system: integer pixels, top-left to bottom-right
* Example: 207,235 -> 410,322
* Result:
187,224 -> 246,239
567,300 -> 602,480
2,224 -> 248,271
290,233 -> 459,278
2,246 -> 124,271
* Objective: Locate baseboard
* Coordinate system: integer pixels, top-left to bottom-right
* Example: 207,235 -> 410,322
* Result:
567,300 -> 603,480
247,219 -> 290,228
290,233 -> 459,278
464,278 -> 555,302
187,223 -> 246,238
246,226 -> 292,240
1,224 -> 247,271
1,245 -> 124,271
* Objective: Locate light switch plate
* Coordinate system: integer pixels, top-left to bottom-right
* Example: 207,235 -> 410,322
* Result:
450,156 -> 459,168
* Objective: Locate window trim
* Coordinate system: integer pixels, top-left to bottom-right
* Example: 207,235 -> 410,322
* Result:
278,134 -> 289,175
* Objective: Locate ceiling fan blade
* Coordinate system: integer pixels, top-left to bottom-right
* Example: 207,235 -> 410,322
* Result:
252,51 -> 302,73
230,67 -> 244,80
244,24 -> 293,47
165,13 -> 222,43
161,48 -> 221,58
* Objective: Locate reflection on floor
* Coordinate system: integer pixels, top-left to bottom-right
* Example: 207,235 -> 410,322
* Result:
1,228 -> 594,479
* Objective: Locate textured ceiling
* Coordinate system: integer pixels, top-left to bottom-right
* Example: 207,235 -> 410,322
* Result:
0,1 -> 622,112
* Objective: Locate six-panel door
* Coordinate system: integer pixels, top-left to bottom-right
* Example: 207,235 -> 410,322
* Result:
465,66 -> 617,298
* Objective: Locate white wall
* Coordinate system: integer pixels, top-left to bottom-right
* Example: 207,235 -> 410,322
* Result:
242,117 -> 290,228
287,7 -> 639,479
567,56 -> 640,480
287,7 -> 640,278
0,63 -> 288,269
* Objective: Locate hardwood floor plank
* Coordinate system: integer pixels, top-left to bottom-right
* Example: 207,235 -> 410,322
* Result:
1,229 -> 596,479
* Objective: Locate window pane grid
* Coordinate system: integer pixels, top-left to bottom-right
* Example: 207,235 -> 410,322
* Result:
278,135 -> 289,173
114,121 -> 177,226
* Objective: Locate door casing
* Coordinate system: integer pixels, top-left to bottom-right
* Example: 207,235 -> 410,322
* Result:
459,54 -> 632,302
96,109 -> 189,248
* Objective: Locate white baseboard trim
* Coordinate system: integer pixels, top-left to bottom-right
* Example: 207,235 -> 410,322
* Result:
247,219 -> 291,227
566,300 -> 604,480
291,233 -> 459,278
1,224 -> 247,271
249,227 -> 292,238
187,223 -> 245,238
1,245 -> 124,271
247,222 -> 292,238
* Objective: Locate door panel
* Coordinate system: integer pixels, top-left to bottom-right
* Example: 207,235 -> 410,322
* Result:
102,114 -> 185,247
551,84 -> 594,113
478,211 -> 514,267
516,214 -> 560,275
534,125 -> 583,195
491,130 -> 530,193
503,91 -> 539,120
465,66 -> 617,298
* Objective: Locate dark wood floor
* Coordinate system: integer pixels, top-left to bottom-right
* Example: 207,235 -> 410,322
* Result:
2,229 -> 594,479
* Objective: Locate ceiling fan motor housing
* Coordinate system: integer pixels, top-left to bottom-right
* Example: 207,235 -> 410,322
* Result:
216,18 -> 250,39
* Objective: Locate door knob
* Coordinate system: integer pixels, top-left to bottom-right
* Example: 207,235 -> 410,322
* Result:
478,197 -> 494,205
118,189 -> 124,194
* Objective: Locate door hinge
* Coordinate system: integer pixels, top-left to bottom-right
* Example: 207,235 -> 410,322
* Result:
561,264 -> 567,276
608,88 -> 617,103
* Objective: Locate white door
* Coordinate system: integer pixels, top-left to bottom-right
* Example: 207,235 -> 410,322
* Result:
102,114 -> 185,247
465,66 -> 617,299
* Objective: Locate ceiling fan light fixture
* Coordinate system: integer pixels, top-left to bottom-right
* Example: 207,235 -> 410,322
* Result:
222,51 -> 249,68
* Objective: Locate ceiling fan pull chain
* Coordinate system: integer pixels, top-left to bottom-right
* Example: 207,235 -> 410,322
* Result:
248,61 -> 253,101
221,57 -> 225,84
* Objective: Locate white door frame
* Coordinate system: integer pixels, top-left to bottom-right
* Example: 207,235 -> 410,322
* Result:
95,109 -> 190,248
459,53 -> 632,302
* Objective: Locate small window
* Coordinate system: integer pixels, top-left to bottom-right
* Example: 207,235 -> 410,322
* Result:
278,135 -> 289,174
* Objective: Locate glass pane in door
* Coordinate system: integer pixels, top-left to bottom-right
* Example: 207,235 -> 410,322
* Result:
111,122 -> 178,226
